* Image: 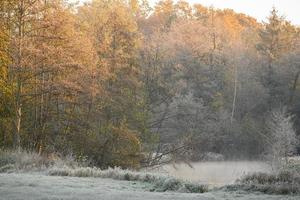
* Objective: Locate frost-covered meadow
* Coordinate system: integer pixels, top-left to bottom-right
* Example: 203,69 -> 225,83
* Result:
1,159 -> 300,200
1,151 -> 300,199
0,172 -> 299,200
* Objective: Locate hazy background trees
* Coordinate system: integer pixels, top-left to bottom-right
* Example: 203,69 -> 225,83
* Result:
0,0 -> 299,169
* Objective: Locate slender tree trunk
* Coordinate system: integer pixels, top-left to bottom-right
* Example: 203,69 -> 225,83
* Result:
289,70 -> 300,105
267,56 -> 274,110
209,7 -> 216,70
13,0 -> 24,151
231,64 -> 238,124
14,105 -> 21,151
14,77 -> 22,151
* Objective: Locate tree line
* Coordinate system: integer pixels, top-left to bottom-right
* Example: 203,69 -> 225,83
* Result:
0,0 -> 299,168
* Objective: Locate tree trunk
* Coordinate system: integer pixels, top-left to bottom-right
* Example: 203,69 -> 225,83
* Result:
289,70 -> 300,105
14,105 -> 21,152
12,0 -> 25,151
231,64 -> 238,124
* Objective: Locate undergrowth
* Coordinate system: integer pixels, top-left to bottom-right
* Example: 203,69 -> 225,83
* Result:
0,150 -> 79,173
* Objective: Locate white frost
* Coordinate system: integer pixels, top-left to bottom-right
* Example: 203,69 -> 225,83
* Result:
0,173 -> 299,200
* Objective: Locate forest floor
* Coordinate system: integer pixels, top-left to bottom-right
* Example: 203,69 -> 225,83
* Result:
0,173 -> 299,200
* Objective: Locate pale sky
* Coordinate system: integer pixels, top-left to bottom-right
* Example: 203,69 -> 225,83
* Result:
76,0 -> 300,25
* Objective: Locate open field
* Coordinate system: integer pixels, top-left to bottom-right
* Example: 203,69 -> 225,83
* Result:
0,173 -> 299,200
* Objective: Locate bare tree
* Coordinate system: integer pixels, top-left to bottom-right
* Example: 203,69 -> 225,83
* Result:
267,107 -> 298,166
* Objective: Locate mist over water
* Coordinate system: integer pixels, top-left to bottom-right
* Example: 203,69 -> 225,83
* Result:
162,161 -> 272,186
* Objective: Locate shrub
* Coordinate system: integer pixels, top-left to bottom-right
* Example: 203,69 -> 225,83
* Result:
229,170 -> 300,195
0,150 -> 79,172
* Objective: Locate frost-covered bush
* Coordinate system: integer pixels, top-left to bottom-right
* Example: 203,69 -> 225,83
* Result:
240,172 -> 277,185
0,150 -> 50,172
229,169 -> 300,195
0,164 -> 14,173
154,177 -> 182,191
0,150 -> 78,172
267,107 -> 298,167
48,166 -> 208,193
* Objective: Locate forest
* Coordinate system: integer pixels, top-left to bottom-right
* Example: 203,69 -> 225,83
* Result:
0,0 -> 299,169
